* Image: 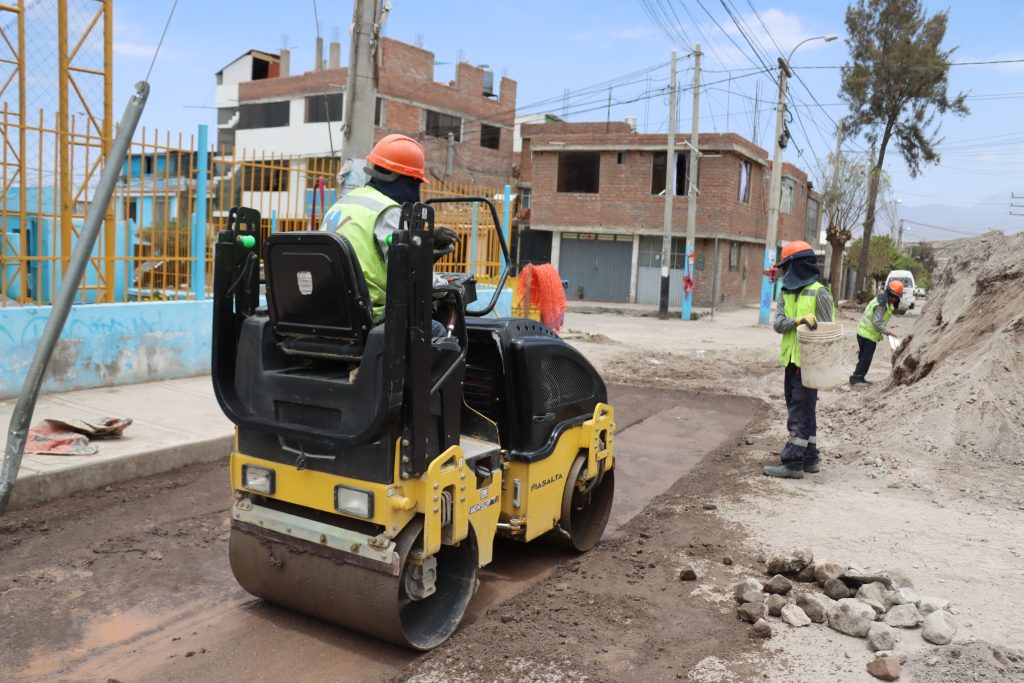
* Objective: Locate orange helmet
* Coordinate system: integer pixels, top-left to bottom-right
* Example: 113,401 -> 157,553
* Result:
778,240 -> 815,267
886,280 -> 904,298
366,133 -> 429,184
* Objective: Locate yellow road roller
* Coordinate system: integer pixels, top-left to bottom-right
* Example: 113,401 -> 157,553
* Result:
211,200 -> 615,649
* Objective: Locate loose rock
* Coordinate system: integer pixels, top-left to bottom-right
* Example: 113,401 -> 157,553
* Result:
824,577 -> 852,600
917,596 -> 950,616
842,567 -> 913,590
766,548 -> 813,574
921,610 -> 956,645
678,566 -> 698,581
741,590 -> 764,605
749,618 -> 772,639
857,581 -> 890,607
737,602 -> 766,624
702,502 -> 717,510
884,587 -> 920,610
796,563 -> 817,583
766,594 -> 787,617
884,604 -> 923,628
814,562 -> 846,586
858,597 -> 887,616
827,598 -> 876,637
781,603 -> 811,627
722,556 -> 733,566
764,574 -> 793,595
796,592 -> 830,623
874,650 -> 908,664
733,578 -> 763,603
866,656 -> 901,681
868,622 -> 896,651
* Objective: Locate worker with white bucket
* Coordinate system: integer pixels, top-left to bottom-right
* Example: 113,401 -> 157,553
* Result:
764,241 -> 836,480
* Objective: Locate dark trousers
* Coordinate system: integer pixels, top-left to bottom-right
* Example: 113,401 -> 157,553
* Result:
852,335 -> 877,380
780,364 -> 818,470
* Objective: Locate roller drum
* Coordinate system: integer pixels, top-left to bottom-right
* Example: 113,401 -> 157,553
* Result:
229,516 -> 477,650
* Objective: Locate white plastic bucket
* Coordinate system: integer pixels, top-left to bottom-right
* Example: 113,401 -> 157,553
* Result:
797,322 -> 846,389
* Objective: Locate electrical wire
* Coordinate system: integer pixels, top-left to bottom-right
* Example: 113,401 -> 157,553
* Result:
145,0 -> 179,82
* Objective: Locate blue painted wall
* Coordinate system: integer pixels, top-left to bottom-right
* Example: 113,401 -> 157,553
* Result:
0,286 -> 511,399
0,300 -> 212,399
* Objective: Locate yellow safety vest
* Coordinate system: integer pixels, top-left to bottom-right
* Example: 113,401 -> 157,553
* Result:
857,298 -> 893,343
778,281 -> 827,368
319,185 -> 398,322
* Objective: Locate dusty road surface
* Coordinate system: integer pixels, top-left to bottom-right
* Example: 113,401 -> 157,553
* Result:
5,248 -> 1024,683
0,384 -> 762,683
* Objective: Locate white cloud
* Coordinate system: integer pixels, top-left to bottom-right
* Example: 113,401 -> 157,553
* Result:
698,8 -> 836,70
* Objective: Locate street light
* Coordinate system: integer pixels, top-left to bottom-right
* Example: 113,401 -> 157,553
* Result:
757,33 -> 839,326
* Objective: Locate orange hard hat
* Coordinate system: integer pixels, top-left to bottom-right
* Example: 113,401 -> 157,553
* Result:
778,240 -> 815,267
367,133 -> 429,184
887,280 -> 904,297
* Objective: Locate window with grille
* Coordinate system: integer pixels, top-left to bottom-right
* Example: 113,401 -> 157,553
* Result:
305,93 -> 343,123
729,242 -> 741,271
238,101 -> 290,129
557,152 -> 600,193
638,235 -> 686,269
425,109 -> 462,141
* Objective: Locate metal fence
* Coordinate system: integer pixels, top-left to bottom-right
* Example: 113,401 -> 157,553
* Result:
0,120 -> 508,306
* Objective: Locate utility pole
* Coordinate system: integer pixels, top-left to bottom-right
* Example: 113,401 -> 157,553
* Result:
340,0 -> 385,191
682,44 -> 701,321
658,51 -> 677,319
897,219 -> 905,252
758,56 -> 791,325
829,119 -> 843,293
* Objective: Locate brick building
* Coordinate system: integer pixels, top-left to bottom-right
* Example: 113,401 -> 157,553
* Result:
516,121 -> 822,308
215,38 -> 517,188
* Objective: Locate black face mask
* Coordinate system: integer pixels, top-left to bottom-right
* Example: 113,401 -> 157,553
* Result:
369,174 -> 421,205
781,255 -> 820,290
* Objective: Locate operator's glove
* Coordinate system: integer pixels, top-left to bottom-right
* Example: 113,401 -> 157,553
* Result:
434,226 -> 459,251
796,313 -> 817,330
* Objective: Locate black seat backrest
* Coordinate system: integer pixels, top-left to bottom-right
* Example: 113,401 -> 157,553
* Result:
264,231 -> 373,358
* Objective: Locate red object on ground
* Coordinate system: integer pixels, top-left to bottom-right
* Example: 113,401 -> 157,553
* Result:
26,422 -> 97,455
514,263 -> 568,331
24,417 -> 132,456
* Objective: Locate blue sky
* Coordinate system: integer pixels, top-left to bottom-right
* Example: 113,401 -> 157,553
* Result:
114,1 -> 1024,240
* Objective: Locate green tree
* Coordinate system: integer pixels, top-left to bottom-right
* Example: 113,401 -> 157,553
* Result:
840,0 -> 969,292
847,235 -> 900,285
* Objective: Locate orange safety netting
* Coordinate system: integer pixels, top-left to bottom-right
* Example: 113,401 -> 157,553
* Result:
514,263 -> 567,331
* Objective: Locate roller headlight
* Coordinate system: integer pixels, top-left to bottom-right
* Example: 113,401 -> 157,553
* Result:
241,464 -> 275,494
335,485 -> 373,518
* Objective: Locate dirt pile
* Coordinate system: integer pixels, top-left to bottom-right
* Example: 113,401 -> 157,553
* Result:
848,233 -> 1024,488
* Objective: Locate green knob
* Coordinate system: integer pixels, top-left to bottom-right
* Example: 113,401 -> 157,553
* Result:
237,234 -> 256,248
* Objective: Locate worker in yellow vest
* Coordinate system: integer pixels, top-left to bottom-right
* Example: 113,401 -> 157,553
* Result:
849,280 -> 903,385
319,134 -> 457,335
763,240 -> 835,479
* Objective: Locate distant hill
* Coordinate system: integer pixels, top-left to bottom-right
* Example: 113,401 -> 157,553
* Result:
900,193 -> 1024,242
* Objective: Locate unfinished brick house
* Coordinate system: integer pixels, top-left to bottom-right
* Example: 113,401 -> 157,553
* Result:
517,121 -> 822,307
215,38 -> 517,188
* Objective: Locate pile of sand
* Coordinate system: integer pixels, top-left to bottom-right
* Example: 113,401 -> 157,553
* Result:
830,232 -> 1024,493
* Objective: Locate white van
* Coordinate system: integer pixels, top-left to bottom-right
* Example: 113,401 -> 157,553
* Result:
885,270 -> 917,313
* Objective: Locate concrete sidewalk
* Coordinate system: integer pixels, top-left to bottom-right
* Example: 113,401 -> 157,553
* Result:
2,376 -> 231,510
